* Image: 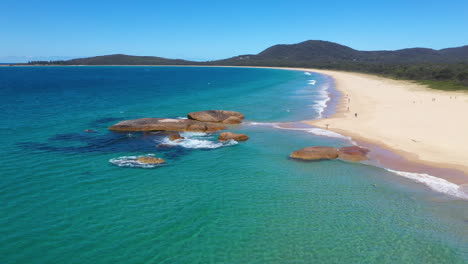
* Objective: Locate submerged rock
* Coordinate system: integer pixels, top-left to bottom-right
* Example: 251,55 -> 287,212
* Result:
218,132 -> 249,141
290,146 -> 339,161
137,156 -> 165,164
187,110 -> 244,124
108,118 -> 226,132
338,146 -> 370,162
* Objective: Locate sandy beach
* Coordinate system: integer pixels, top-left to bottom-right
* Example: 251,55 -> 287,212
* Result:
292,68 -> 468,183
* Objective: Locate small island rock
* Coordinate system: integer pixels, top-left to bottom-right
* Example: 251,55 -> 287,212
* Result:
137,156 -> 165,164
290,146 -> 339,160
218,132 -> 249,141
187,110 -> 244,124
338,146 -> 370,161
108,118 -> 225,132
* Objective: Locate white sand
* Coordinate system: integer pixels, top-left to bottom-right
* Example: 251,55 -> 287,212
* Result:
297,69 -> 468,175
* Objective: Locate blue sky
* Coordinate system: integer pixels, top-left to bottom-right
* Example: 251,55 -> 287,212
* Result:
1,0 -> 467,62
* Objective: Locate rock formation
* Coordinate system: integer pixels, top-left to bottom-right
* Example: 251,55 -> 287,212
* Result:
290,146 -> 370,162
218,132 -> 249,141
290,146 -> 339,160
337,146 -> 370,161
137,156 -> 165,164
168,133 -> 184,141
108,118 -> 226,132
187,110 -> 244,124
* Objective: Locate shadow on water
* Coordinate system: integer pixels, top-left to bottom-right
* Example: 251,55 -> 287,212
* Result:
16,116 -> 230,163
17,129 -> 191,159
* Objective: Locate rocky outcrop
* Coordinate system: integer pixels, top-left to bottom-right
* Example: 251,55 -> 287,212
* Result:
187,110 -> 244,124
338,146 -> 369,161
290,146 -> 370,162
137,156 -> 165,164
221,116 -> 243,124
218,132 -> 249,141
290,146 -> 339,161
108,118 -> 226,132
168,133 -> 184,141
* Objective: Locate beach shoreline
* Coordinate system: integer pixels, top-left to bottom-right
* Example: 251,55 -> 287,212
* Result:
281,68 -> 468,185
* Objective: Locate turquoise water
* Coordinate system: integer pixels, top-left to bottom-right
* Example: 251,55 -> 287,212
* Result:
0,66 -> 467,263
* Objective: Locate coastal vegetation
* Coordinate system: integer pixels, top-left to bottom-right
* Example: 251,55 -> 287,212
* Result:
25,40 -> 468,90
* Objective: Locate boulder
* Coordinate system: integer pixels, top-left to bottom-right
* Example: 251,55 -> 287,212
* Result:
218,132 -> 249,141
108,118 -> 226,132
187,110 -> 244,124
338,146 -> 370,162
168,133 -> 184,141
290,146 -> 338,161
137,156 -> 165,164
222,116 -> 243,124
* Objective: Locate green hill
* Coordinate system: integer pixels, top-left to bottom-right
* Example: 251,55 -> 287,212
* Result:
28,40 -> 468,90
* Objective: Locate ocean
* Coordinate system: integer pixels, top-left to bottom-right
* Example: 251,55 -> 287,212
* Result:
0,66 -> 467,263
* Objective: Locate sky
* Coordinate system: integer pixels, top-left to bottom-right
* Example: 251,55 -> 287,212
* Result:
1,0 -> 468,62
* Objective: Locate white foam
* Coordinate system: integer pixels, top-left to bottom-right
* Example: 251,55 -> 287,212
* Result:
161,137 -> 237,149
304,72 -> 312,75
386,169 -> 468,200
308,79 -> 316,85
246,121 -> 352,141
161,132 -> 237,149
109,154 -> 163,168
180,132 -> 209,137
277,126 -> 351,140
176,116 -> 188,120
312,82 -> 331,118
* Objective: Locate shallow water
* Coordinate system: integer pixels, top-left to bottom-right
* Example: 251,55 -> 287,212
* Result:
0,66 -> 467,263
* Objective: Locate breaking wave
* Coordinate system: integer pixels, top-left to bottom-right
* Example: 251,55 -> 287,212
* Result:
161,132 -> 238,149
386,169 -> 468,200
311,82 -> 331,118
246,122 -> 351,141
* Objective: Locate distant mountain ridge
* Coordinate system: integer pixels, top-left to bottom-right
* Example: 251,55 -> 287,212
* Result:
34,40 -> 468,66
56,54 -> 192,65
24,40 -> 468,90
214,40 -> 468,66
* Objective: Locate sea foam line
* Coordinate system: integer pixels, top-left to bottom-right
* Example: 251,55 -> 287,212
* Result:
246,122 -> 352,141
161,137 -> 237,149
312,81 -> 331,118
247,122 -> 467,199
385,169 -> 468,200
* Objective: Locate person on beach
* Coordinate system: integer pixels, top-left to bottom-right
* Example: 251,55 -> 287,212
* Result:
326,124 -> 329,130
355,113 -> 358,118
